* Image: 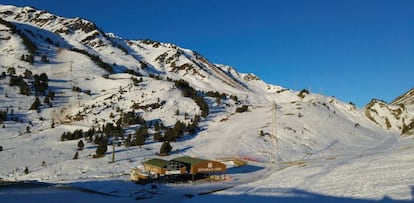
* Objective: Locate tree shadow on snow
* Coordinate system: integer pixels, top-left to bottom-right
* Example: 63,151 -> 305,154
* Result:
0,180 -> 137,203
226,165 -> 265,175
171,146 -> 193,155
2,181 -> 412,203
194,187 -> 414,203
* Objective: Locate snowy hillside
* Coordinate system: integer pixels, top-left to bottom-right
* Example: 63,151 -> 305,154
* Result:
1,4 -> 414,203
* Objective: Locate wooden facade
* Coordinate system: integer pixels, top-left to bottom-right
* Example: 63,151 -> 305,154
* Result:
140,157 -> 226,182
172,156 -> 226,174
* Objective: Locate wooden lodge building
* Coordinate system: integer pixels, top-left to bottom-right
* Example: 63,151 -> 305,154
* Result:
172,157 -> 226,175
143,158 -> 186,175
142,156 -> 227,181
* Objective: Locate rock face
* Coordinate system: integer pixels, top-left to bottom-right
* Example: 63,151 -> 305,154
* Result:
0,5 -> 261,95
391,88 -> 414,106
365,88 -> 414,135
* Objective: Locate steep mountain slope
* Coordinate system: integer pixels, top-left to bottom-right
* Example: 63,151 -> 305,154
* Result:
392,88 -> 414,105
1,5 -> 414,202
0,5 -> 272,96
365,88 -> 414,135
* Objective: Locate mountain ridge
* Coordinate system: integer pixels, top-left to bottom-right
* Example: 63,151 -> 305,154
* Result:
1,4 -> 413,134
0,4 -> 414,188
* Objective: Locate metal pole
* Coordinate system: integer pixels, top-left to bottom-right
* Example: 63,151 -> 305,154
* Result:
272,102 -> 277,163
112,141 -> 115,163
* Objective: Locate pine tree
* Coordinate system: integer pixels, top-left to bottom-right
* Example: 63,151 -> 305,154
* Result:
7,67 -> 16,75
154,121 -> 160,132
236,105 -> 249,113
19,82 -> 31,96
41,55 -> 49,62
135,132 -> 145,147
77,140 -> 84,150
164,128 -> 176,142
172,121 -> 186,138
61,132 -> 66,141
73,151 -> 79,160
153,132 -> 163,142
44,96 -> 50,106
124,134 -> 131,147
159,141 -> 172,155
24,69 -> 32,79
259,130 -> 265,137
96,137 -> 108,156
94,135 -> 100,144
30,97 -> 41,110
47,90 -> 55,100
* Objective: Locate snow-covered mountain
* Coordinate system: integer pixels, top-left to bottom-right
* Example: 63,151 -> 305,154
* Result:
365,87 -> 414,135
392,88 -> 414,105
0,5 -> 274,95
1,5 -> 414,202
0,4 -> 295,136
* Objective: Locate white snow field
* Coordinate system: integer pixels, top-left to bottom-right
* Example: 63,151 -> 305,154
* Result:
1,102 -> 413,203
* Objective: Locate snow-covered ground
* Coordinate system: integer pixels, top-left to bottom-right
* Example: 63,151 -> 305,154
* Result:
1,102 -> 414,202
2,136 -> 414,203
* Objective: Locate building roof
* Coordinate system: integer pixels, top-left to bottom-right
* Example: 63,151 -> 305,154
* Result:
172,156 -> 210,166
144,158 -> 169,168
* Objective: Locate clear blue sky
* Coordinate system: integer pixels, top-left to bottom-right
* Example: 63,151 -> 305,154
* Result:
2,0 -> 413,106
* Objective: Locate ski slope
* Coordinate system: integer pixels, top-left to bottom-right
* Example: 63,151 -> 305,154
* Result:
2,98 -> 413,202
